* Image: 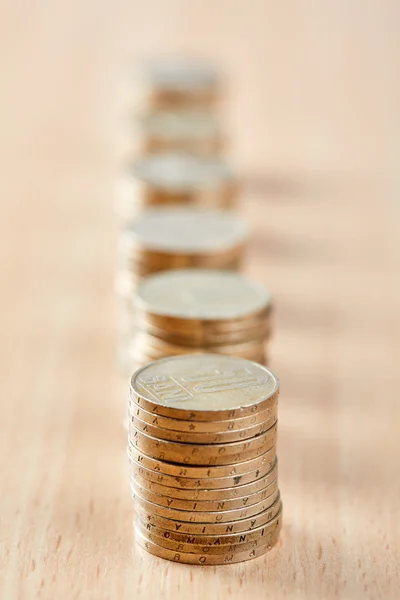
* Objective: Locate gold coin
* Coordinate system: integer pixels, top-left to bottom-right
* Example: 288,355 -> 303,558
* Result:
131,486 -> 279,523
128,411 -> 277,444
131,477 -> 278,511
121,242 -> 245,271
128,401 -> 278,433
134,493 -> 281,535
134,521 -> 281,564
129,458 -> 277,500
119,109 -> 224,160
130,329 -> 269,352
127,443 -> 276,479
120,208 -> 247,268
136,499 -> 281,545
130,354 -> 279,421
118,154 -> 237,215
129,433 -> 274,466
135,509 -> 281,554
124,255 -> 242,277
135,304 -> 272,334
129,422 -> 277,465
135,269 -> 270,326
129,458 -> 277,492
136,59 -> 221,111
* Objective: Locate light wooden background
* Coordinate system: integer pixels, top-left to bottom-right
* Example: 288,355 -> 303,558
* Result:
1,1 -> 399,599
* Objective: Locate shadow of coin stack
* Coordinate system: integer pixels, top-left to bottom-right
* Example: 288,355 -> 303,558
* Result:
128,354 -> 281,565
116,207 -> 249,372
130,269 -> 272,368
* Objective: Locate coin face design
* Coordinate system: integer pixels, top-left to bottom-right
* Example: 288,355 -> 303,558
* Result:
125,208 -> 248,254
131,354 -> 278,413
136,270 -> 270,320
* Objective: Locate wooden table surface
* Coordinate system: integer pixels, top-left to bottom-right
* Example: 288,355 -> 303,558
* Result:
1,2 -> 399,599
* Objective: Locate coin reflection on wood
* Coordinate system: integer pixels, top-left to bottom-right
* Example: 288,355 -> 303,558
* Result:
128,354 -> 282,564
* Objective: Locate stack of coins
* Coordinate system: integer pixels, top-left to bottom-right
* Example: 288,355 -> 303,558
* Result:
129,269 -> 272,369
128,354 -> 281,565
117,110 -> 224,162
119,58 -> 221,114
116,209 -> 249,371
115,153 -> 237,223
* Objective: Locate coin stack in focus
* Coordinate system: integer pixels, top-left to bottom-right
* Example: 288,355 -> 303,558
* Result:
116,209 -> 249,371
128,354 -> 282,565
115,152 -> 236,224
129,269 -> 272,369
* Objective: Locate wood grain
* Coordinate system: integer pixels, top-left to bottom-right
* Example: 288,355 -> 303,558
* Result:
0,2 -> 399,599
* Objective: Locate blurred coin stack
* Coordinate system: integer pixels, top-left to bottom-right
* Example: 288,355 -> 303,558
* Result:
128,354 -> 282,565
116,209 -> 249,372
115,58 -> 230,223
115,152 -> 236,223
118,57 -> 221,116
118,110 -> 224,162
130,269 -> 272,368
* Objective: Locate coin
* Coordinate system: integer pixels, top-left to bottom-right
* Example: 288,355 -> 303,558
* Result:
130,459 -> 277,499
136,302 -> 272,331
123,153 -> 236,204
128,402 -> 278,433
130,328 -> 270,351
129,457 -> 276,491
119,110 -> 224,160
136,499 -> 282,544
134,521 -> 281,564
130,354 -> 279,421
124,252 -> 242,274
135,509 -> 281,554
129,411 -> 277,444
129,434 -> 274,466
131,476 -> 278,511
135,269 -> 270,324
123,207 -> 248,256
131,486 -> 279,523
136,305 -> 272,335
129,422 -> 277,464
127,443 -> 276,479
137,58 -> 221,111
134,493 -> 281,535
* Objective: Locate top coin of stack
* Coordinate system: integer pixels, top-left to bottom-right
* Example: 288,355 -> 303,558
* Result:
118,110 -> 224,161
129,269 -> 272,368
128,354 -> 282,565
120,58 -> 221,114
115,153 -> 237,222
